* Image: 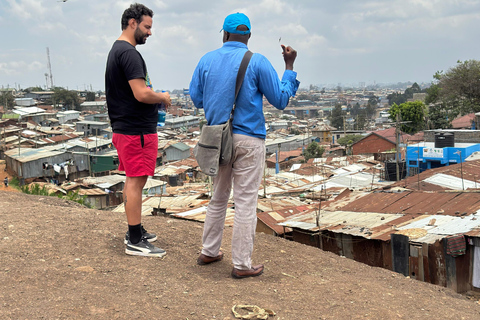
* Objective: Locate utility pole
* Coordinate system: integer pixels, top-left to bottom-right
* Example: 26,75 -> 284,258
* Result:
46,47 -> 54,89
455,150 -> 464,190
263,159 -> 267,198
395,113 -> 400,182
386,115 -> 411,182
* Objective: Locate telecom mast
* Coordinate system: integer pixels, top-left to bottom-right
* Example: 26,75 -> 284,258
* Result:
46,47 -> 54,89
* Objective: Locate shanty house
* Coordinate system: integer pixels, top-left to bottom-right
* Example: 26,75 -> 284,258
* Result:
164,142 -> 191,162
279,190 -> 480,293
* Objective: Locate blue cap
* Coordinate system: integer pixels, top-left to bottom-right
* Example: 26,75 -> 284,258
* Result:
222,13 -> 251,35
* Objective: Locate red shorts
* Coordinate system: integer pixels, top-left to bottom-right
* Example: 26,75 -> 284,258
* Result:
112,133 -> 158,177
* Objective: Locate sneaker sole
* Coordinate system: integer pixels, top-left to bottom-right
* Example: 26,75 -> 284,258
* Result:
125,248 -> 166,257
124,236 -> 157,245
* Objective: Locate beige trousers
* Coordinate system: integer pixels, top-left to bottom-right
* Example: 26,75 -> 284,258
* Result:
201,134 -> 265,270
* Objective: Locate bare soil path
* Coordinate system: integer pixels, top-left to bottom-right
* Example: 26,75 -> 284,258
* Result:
1,190 -> 480,319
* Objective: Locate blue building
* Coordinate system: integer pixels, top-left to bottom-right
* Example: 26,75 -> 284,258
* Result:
406,142 -> 480,176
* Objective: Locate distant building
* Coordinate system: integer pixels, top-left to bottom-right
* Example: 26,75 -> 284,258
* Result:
311,123 -> 336,143
57,110 -> 80,124
80,101 -> 106,112
164,116 -> 200,130
270,121 -> 289,131
164,142 -> 191,162
352,128 -> 409,158
407,136 -> 480,176
14,98 -> 35,107
75,121 -> 109,136
24,91 -> 54,102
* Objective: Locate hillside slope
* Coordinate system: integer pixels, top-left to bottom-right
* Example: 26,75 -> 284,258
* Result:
1,191 -> 480,319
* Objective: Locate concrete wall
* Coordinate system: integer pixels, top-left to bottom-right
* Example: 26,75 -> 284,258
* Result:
424,130 -> 480,143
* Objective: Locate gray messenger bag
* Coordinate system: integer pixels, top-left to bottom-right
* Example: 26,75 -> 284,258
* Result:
194,50 -> 253,176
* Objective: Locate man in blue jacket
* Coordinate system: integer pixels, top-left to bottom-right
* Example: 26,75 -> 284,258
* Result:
189,13 -> 299,278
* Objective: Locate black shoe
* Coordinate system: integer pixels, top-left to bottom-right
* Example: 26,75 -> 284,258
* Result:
124,226 -> 157,244
125,237 -> 166,257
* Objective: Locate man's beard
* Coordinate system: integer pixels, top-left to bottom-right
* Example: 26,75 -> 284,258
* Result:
134,27 -> 148,45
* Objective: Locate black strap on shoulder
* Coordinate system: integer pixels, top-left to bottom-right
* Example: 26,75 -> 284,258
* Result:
231,50 -> 253,117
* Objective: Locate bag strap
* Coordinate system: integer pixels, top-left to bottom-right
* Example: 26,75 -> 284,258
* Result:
231,50 -> 253,118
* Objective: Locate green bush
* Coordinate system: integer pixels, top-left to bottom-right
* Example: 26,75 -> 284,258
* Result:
19,183 -> 90,208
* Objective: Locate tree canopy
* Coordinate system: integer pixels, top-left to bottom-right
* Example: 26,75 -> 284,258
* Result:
51,87 -> 80,110
0,91 -> 15,110
387,82 -> 423,106
429,60 -> 480,117
337,134 -> 364,146
330,103 -> 344,130
388,101 -> 426,134
303,141 -> 325,160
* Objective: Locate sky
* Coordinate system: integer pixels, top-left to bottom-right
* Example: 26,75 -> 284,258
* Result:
1,0 -> 480,92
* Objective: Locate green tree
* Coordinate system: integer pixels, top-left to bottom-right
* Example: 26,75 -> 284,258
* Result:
404,82 -> 422,100
388,101 -> 426,134
366,95 -> 379,118
387,83 -> 423,106
337,134 -> 363,146
431,60 -> 480,115
0,91 -> 15,110
303,141 -> 325,160
355,111 -> 367,130
330,103 -> 344,130
351,102 -> 361,117
85,92 -> 96,101
387,91 -> 407,106
25,87 -> 44,93
425,84 -> 455,129
51,87 -> 80,110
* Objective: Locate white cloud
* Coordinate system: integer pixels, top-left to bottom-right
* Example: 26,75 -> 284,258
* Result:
2,0 -> 480,90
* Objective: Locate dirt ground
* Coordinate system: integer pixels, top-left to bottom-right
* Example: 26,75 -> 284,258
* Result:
0,161 -> 19,193
2,185 -> 480,319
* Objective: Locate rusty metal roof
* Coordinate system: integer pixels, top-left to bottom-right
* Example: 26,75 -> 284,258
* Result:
77,188 -> 107,196
172,206 -> 236,226
257,205 -> 315,235
279,208 -> 404,238
257,197 -> 309,212
113,194 -> 207,216
337,190 -> 480,216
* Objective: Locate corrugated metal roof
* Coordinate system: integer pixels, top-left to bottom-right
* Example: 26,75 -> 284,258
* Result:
257,197 -> 308,212
171,206 -> 236,226
338,191 -> 480,216
257,205 -> 315,235
112,194 -> 208,216
78,188 -> 107,196
5,147 -> 65,162
290,163 -> 302,171
424,173 -> 477,190
398,214 -> 480,236
279,209 -> 403,238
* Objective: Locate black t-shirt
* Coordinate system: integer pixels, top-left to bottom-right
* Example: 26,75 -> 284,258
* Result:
105,40 -> 158,134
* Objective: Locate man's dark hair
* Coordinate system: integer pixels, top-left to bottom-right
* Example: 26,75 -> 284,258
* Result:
121,3 -> 154,30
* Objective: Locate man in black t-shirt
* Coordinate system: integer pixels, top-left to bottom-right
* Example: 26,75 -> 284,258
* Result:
105,3 -> 171,257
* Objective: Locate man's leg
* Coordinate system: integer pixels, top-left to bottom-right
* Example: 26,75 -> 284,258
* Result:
123,175 -> 165,257
124,175 -> 148,226
201,163 -> 233,258
231,134 -> 265,271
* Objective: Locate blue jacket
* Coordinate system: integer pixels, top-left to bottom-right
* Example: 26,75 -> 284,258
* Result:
189,41 -> 299,139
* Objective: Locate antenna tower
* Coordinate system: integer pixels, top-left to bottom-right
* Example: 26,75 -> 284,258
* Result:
46,47 -> 54,89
